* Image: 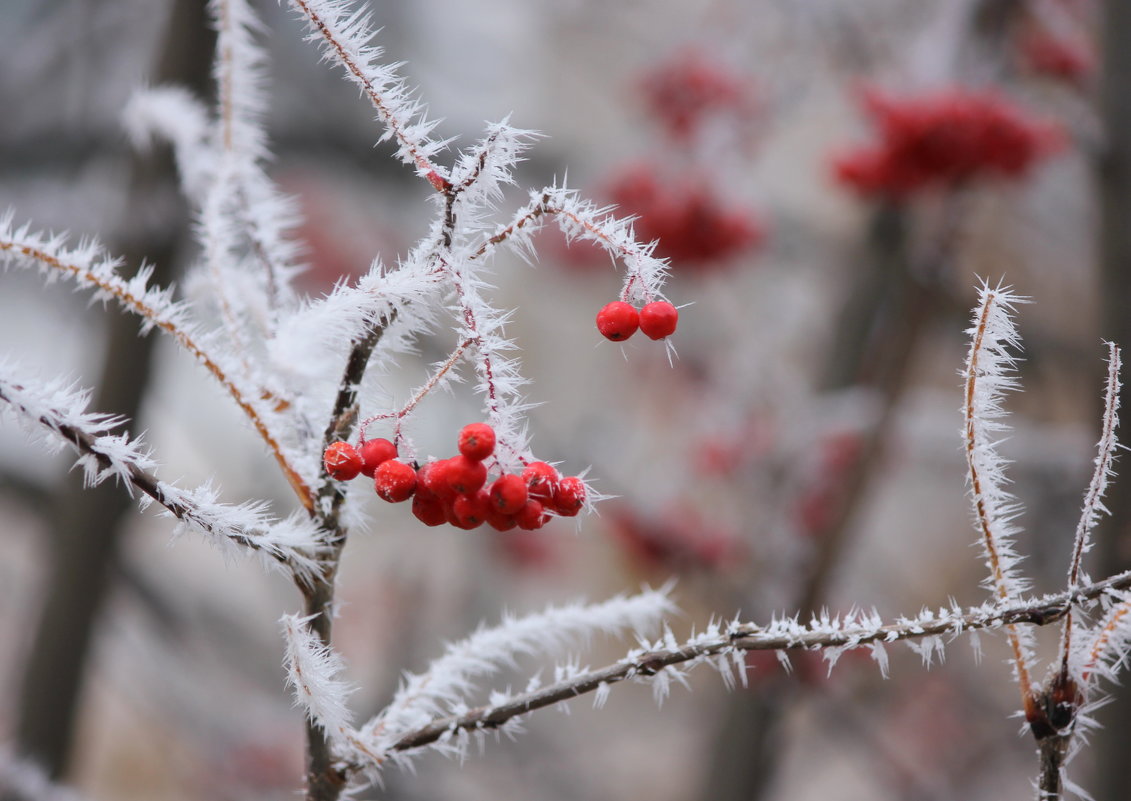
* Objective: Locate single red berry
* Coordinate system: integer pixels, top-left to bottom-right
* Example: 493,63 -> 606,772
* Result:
596,301 -> 639,341
374,459 -> 417,502
487,506 -> 518,532
522,461 -> 559,502
489,474 -> 528,515
419,460 -> 457,501
516,499 -> 548,530
445,455 -> 488,495
458,422 -> 496,462
359,438 -> 398,477
553,476 -> 586,517
452,490 -> 491,529
323,441 -> 363,481
639,301 -> 679,340
412,492 -> 447,527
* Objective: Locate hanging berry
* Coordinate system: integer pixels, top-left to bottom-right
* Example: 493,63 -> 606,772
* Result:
638,301 -> 679,340
522,461 -> 560,502
374,459 -> 417,502
489,474 -> 529,515
553,476 -> 587,517
359,438 -> 398,477
445,455 -> 488,495
323,441 -> 364,481
596,301 -> 640,341
458,422 -> 496,461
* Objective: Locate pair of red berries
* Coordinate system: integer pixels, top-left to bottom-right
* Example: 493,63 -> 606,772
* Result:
322,423 -> 587,531
596,300 -> 678,342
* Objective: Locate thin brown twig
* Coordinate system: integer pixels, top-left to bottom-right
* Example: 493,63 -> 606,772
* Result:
963,290 -> 1036,714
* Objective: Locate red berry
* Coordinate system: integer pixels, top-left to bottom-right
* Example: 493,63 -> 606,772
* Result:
445,455 -> 488,495
522,461 -> 559,502
487,506 -> 518,532
323,441 -> 363,481
458,422 -> 496,462
516,499 -> 548,530
452,491 -> 491,529
359,438 -> 398,477
596,301 -> 639,341
639,301 -> 679,340
553,476 -> 587,517
489,474 -> 528,515
374,459 -> 417,502
412,492 -> 447,526
419,460 -> 457,501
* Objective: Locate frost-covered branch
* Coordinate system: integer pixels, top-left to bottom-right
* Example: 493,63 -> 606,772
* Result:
0,219 -> 314,508
0,365 -> 325,580
1059,343 -> 1122,677
287,0 -> 448,183
369,572 -> 1131,763
961,282 -> 1036,706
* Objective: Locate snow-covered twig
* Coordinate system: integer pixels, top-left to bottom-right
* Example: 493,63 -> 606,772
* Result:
287,0 -> 448,183
961,282 -> 1036,707
0,364 -> 326,580
370,571 -> 1131,763
0,218 -> 313,508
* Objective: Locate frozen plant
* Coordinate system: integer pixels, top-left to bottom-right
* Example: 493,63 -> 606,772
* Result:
3,2 -> 1131,800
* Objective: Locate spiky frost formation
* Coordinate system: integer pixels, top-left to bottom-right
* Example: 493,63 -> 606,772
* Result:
1068,343 -> 1122,591
123,87 -> 214,201
1058,343 -> 1123,689
962,282 -> 1030,600
0,216 -> 312,504
282,614 -> 357,741
350,587 -> 675,774
287,0 -> 449,181
961,282 -> 1038,700
0,362 -> 326,580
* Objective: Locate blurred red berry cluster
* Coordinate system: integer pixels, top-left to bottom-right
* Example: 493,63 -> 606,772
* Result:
609,504 -> 743,574
832,86 -> 1063,198
605,163 -> 763,268
639,48 -> 752,141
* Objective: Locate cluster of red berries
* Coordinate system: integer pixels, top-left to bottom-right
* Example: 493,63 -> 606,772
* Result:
322,423 -> 586,531
639,49 -> 752,142
607,164 -> 763,268
596,300 -> 678,342
832,86 -> 1063,198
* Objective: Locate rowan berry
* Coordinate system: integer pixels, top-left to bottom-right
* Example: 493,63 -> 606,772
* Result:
359,438 -> 398,477
487,506 -> 518,532
522,461 -> 559,501
412,491 -> 447,526
553,476 -> 586,517
516,499 -> 548,530
374,459 -> 417,502
323,441 -> 363,481
419,460 -> 457,500
596,301 -> 639,341
638,301 -> 679,340
445,455 -> 488,495
489,474 -> 528,515
458,422 -> 496,462
452,490 -> 491,529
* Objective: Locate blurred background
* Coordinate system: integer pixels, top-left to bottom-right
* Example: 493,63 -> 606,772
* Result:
1,0 -> 1128,799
